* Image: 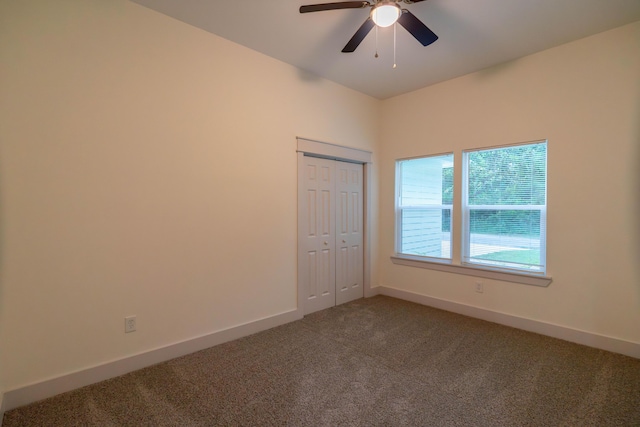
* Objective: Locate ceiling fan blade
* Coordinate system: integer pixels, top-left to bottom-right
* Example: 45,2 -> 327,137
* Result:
397,10 -> 438,46
342,18 -> 375,52
300,2 -> 368,13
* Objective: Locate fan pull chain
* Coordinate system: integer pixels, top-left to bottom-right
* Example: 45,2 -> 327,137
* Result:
393,22 -> 397,68
375,25 -> 379,58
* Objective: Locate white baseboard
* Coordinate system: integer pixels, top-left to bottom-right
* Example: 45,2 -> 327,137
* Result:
377,286 -> 640,359
2,308 -> 302,414
365,285 -> 380,298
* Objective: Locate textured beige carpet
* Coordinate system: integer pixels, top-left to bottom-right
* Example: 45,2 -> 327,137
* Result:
4,296 -> 640,426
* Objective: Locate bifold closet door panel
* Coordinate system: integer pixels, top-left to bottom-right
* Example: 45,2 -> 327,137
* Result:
299,156 -> 336,315
335,162 -> 364,306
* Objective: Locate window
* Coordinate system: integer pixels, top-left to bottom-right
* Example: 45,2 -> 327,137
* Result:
393,140 -> 549,283
396,153 -> 453,260
462,142 -> 547,273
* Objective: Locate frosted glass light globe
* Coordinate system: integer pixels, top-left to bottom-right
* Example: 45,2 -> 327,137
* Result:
371,4 -> 401,28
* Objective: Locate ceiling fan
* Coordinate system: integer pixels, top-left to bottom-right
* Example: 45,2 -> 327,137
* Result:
299,0 -> 438,53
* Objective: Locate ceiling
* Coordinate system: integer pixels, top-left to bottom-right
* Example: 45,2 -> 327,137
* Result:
130,0 -> 640,99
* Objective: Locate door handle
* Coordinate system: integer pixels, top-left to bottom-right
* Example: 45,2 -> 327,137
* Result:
342,240 -> 346,244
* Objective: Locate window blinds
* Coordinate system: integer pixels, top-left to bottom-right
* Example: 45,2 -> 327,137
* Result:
463,142 -> 547,272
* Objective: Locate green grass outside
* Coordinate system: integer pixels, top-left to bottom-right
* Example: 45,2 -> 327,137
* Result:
479,249 -> 540,265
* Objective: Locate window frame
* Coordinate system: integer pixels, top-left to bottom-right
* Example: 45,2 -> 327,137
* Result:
394,153 -> 454,263
462,141 -> 547,274
392,140 -> 551,287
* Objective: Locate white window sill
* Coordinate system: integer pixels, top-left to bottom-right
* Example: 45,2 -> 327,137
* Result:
390,255 -> 552,287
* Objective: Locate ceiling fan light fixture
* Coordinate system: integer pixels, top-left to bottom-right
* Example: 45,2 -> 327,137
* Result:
371,3 -> 401,28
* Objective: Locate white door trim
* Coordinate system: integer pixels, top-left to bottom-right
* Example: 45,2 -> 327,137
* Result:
297,138 -> 372,164
296,137 -> 373,314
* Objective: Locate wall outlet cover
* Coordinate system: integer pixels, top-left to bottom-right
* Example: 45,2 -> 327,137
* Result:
125,316 -> 136,333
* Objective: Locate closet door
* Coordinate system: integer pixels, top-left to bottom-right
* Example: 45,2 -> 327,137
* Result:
298,156 -> 364,315
335,162 -> 364,305
299,156 -> 336,315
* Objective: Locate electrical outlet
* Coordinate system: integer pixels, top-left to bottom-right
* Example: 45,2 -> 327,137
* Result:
475,281 -> 484,293
125,316 -> 136,333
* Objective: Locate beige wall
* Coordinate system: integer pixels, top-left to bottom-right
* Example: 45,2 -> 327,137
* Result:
378,21 -> 640,344
0,0 -> 379,391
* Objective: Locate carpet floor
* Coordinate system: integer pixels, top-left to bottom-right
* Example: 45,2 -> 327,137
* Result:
3,296 -> 640,426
